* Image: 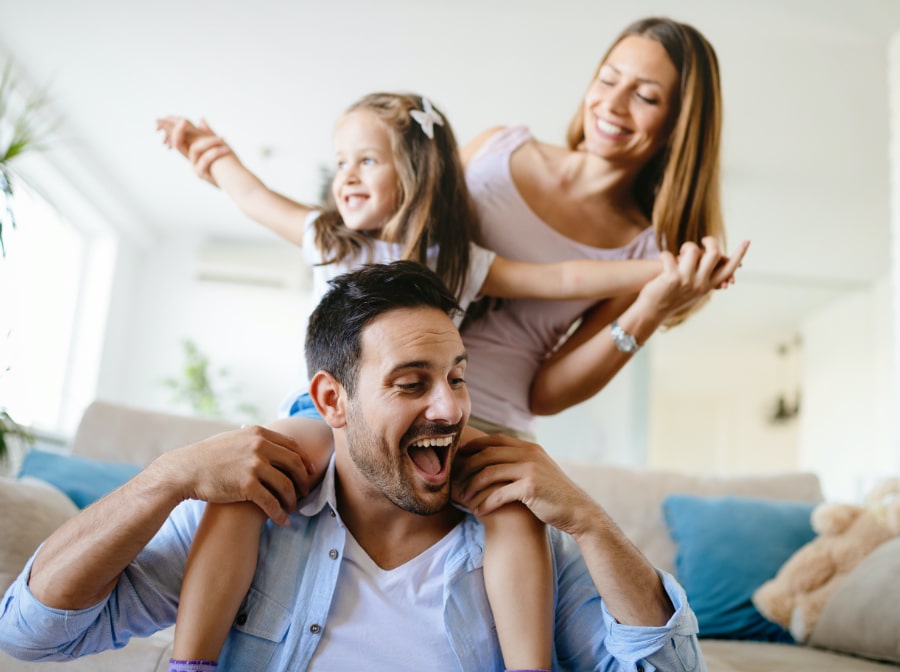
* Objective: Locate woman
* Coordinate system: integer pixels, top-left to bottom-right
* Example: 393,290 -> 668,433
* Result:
460,16 -> 747,437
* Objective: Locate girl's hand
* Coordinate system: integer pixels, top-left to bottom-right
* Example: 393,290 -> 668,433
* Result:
156,116 -> 206,154
156,117 -> 230,186
186,130 -> 234,186
636,237 -> 749,319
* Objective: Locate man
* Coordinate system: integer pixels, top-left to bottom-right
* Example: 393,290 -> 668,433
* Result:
0,261 -> 703,670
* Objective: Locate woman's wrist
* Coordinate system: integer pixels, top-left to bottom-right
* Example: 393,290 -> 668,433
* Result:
615,293 -> 666,346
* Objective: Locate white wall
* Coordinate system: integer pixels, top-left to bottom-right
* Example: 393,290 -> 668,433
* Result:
797,277 -> 895,501
535,351 -> 649,467
648,338 -> 799,476
97,235 -> 315,423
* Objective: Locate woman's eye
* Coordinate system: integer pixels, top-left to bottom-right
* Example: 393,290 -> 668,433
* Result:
636,92 -> 659,105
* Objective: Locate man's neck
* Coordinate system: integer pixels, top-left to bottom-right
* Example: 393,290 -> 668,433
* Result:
334,470 -> 464,571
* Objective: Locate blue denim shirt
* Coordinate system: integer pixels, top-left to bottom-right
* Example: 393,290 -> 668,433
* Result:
0,461 -> 705,671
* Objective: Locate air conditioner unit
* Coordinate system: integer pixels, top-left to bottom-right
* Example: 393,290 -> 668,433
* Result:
193,239 -> 311,291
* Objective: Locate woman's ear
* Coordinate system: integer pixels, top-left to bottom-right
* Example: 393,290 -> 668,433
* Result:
309,371 -> 347,428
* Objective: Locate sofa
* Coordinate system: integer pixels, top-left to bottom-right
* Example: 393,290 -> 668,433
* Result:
2,400 -> 898,671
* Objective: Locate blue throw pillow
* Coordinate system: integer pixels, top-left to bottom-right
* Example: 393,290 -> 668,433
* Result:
662,493 -> 817,642
18,449 -> 142,509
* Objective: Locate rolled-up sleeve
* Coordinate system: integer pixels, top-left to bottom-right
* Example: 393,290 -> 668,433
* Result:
0,500 -> 203,661
602,571 -> 705,671
553,531 -> 705,672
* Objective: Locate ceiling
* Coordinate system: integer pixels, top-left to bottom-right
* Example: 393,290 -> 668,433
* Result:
3,0 -> 900,349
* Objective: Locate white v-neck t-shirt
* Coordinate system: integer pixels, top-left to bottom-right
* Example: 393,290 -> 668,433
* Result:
308,524 -> 464,670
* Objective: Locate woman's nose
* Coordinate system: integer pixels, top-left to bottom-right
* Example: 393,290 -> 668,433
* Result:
603,84 -> 630,115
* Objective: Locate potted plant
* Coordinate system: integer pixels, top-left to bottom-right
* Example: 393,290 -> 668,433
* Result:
0,60 -> 52,472
0,60 -> 52,256
0,406 -> 34,470
162,339 -> 260,422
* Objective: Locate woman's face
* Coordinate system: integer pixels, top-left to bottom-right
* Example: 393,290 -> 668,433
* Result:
581,35 -> 679,168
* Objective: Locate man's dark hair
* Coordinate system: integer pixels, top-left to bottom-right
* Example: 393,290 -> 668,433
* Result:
305,261 -> 462,396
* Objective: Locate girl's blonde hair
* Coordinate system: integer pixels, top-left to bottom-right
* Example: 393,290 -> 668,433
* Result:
314,92 -> 476,301
567,17 -> 725,325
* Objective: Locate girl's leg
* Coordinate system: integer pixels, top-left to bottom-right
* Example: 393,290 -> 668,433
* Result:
171,501 -> 266,668
482,502 -> 553,672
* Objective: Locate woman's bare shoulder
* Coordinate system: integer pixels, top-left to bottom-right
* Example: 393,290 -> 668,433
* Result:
461,126 -> 507,166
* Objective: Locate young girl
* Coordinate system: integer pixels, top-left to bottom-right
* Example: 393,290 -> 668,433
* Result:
158,93 -> 672,672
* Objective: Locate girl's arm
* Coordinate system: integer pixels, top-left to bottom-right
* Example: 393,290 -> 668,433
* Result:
480,255 -> 662,301
529,239 -> 749,415
157,117 -> 315,247
172,416 -> 334,663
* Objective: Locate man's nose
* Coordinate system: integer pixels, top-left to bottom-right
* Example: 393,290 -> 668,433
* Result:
425,382 -> 466,425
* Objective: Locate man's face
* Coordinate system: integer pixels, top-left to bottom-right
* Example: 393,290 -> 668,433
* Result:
340,306 -> 470,514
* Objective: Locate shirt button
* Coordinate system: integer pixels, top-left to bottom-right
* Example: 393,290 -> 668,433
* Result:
309,623 -> 322,634
235,613 -> 248,626
329,508 -> 336,517
328,549 -> 339,560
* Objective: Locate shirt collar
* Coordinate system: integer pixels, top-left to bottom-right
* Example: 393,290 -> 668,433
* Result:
297,454 -> 339,519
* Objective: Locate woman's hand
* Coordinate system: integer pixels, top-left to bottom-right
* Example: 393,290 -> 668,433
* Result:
636,237 -> 749,320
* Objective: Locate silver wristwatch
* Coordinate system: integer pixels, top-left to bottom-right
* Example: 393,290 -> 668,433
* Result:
610,319 -> 641,353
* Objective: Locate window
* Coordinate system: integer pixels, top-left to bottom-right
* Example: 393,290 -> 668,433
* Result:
0,174 -> 85,434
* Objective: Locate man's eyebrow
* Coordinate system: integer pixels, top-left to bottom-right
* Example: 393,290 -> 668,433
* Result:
387,353 -> 468,376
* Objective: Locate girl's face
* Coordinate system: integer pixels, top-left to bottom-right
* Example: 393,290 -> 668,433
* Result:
332,109 -> 401,235
581,35 -> 679,168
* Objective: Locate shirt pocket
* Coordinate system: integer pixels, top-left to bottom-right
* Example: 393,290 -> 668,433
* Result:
232,585 -> 292,642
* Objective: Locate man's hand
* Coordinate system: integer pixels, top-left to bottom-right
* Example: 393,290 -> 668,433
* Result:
455,434 -> 676,627
453,433 -> 598,537
150,425 -> 318,526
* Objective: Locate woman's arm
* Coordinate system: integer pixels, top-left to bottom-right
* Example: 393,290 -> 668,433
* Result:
480,255 -> 662,300
530,239 -> 749,415
157,117 -> 315,247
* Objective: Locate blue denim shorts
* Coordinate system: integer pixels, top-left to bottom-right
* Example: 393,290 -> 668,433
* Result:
287,392 -> 323,420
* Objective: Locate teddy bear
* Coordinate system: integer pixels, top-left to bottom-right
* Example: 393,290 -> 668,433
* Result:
751,477 -> 900,643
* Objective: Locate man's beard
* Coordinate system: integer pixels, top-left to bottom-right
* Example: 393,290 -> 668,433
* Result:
345,398 -> 461,516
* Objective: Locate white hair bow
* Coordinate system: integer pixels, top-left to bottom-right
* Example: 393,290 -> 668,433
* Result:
410,98 -> 444,139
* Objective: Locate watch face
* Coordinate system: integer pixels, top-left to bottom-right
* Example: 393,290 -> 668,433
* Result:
612,321 -> 639,353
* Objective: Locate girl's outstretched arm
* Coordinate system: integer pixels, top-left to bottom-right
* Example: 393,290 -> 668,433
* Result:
157,117 -> 315,247
171,417 -> 334,666
480,255 -> 662,301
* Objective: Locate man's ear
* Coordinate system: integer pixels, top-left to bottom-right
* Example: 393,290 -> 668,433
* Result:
309,371 -> 347,428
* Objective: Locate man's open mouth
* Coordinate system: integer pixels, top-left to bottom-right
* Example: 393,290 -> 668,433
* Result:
407,435 -> 453,480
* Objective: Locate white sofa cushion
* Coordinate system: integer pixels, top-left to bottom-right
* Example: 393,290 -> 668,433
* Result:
557,461 -> 823,575
809,537 -> 900,664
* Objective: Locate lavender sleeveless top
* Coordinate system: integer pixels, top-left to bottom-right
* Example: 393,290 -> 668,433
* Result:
462,125 -> 659,432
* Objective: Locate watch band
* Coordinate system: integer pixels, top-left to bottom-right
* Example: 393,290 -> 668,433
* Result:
610,319 -> 641,353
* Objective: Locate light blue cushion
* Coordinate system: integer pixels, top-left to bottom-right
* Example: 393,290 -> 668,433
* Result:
662,493 -> 817,642
18,449 -> 141,509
